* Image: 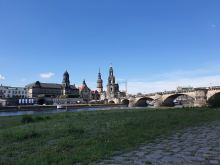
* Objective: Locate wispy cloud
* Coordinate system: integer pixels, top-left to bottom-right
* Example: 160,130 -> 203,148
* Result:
211,24 -> 217,28
0,74 -> 5,80
128,75 -> 220,94
20,78 -> 27,82
40,72 -> 55,79
158,66 -> 220,80
127,66 -> 220,94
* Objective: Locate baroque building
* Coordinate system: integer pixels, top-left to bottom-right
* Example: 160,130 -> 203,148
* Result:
79,80 -> 91,102
61,70 -> 79,97
26,71 -> 79,98
106,65 -> 120,99
97,69 -> 103,93
97,65 -> 126,102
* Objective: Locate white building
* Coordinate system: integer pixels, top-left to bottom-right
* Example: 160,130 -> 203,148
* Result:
0,84 -> 27,99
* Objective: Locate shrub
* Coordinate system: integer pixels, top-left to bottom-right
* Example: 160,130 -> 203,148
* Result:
35,116 -> 44,121
21,115 -> 34,124
35,116 -> 51,122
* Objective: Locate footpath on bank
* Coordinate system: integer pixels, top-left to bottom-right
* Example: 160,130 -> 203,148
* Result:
100,121 -> 220,165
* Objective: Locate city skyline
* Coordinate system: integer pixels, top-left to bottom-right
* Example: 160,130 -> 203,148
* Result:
0,0 -> 220,94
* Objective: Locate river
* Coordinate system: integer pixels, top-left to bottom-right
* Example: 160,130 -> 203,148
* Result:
0,106 -> 154,117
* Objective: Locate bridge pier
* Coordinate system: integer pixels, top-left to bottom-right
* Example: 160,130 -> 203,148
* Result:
128,98 -> 136,107
154,94 -> 163,107
194,88 -> 208,107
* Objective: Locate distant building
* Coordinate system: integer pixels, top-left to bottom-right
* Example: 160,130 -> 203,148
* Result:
97,69 -> 103,93
106,65 -> 121,99
177,86 -> 194,92
61,70 -> 79,97
98,65 -> 126,102
0,84 -> 27,98
79,80 -> 91,102
90,90 -> 100,101
26,71 -> 79,98
0,90 -> 3,98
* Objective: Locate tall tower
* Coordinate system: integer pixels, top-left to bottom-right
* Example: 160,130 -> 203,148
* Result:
107,65 -> 119,98
62,70 -> 70,95
97,68 -> 103,93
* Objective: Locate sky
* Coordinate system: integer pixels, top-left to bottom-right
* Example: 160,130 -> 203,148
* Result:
0,0 -> 219,94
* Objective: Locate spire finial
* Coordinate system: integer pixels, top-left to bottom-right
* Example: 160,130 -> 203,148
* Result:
83,79 -> 86,85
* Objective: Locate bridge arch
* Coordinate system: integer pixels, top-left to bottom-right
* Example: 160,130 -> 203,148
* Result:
163,94 -> 195,107
207,92 -> 220,107
207,90 -> 220,100
135,97 -> 154,107
121,99 -> 129,106
109,100 -> 115,104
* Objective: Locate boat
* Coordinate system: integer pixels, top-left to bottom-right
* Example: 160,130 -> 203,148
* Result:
57,105 -> 65,109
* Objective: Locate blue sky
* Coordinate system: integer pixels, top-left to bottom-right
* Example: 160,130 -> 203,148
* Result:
0,0 -> 219,93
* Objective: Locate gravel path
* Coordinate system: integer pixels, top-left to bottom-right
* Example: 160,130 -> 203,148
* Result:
100,121 -> 220,165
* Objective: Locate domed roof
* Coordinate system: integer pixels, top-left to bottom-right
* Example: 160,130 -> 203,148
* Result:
62,70 -> 70,85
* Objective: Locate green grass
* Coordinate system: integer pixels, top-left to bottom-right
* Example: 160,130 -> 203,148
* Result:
1,108 -> 220,164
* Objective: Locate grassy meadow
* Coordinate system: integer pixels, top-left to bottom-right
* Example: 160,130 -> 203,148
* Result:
1,108 -> 220,164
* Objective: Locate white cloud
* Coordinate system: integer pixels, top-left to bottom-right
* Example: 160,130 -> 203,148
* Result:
127,66 -> 220,94
40,72 -> 55,79
0,74 -> 5,80
128,75 -> 220,94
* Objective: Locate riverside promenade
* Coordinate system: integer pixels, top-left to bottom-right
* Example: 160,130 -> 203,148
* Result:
100,121 -> 220,165
0,104 -> 125,112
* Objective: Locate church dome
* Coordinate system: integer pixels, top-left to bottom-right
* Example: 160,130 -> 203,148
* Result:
35,81 -> 41,87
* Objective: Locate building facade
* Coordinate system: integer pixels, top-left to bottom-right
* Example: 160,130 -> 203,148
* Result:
97,65 -> 126,103
97,69 -> 103,93
0,85 -> 27,99
26,71 -> 79,98
79,80 -> 91,102
106,65 -> 120,99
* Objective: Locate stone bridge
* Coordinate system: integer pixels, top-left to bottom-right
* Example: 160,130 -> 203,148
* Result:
117,86 -> 220,107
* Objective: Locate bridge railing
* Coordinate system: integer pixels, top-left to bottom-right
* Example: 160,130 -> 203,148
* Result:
208,86 -> 220,90
134,86 -> 220,98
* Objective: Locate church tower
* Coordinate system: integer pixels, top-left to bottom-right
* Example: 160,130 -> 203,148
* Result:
97,68 -> 103,93
107,65 -> 119,99
62,70 -> 70,96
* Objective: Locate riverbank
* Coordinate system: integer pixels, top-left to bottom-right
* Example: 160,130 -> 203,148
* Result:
100,121 -> 220,164
1,107 -> 220,164
0,103 -> 125,112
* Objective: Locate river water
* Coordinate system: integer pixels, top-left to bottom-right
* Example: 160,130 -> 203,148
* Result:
0,106 -> 153,117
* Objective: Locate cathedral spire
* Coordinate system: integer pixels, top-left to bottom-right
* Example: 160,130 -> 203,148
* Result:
83,79 -> 86,86
109,64 -> 114,77
98,68 -> 102,79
